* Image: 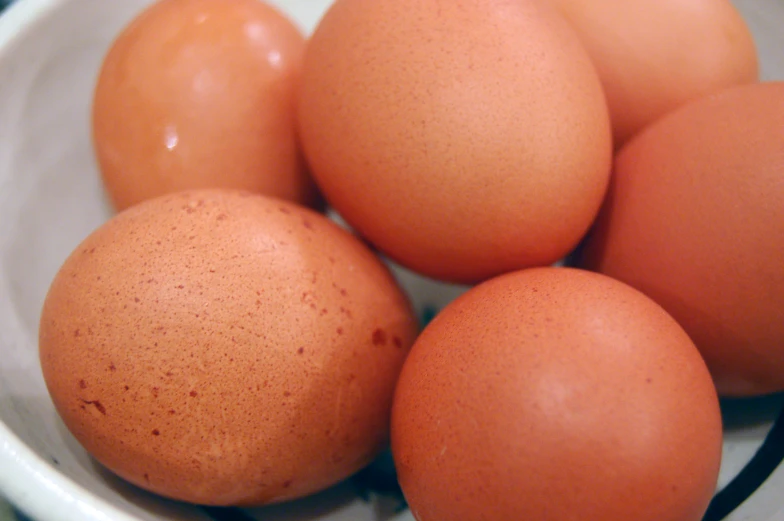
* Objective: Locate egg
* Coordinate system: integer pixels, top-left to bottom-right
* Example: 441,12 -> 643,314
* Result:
39,189 -> 418,506
92,0 -> 320,211
548,0 -> 759,146
297,0 -> 612,284
391,267 -> 722,521
580,82 -> 784,397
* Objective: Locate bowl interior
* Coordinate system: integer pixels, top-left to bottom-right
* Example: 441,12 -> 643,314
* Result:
0,0 -> 783,520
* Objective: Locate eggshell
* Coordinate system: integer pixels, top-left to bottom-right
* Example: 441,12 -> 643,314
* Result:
297,0 -> 612,284
580,82 -> 784,397
39,189 -> 418,506
549,0 -> 759,146
391,267 -> 722,521
92,0 -> 320,211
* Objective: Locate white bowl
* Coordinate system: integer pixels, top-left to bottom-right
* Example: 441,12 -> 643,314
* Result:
0,0 -> 783,520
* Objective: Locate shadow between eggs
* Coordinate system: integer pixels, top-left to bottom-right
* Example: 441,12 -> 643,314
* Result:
720,393 -> 784,431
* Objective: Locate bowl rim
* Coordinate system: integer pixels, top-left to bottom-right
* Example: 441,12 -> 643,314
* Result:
2,0 -> 784,520
0,421 -> 140,521
0,4 -> 146,520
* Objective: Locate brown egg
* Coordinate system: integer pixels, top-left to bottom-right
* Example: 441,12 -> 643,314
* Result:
39,190 -> 417,506
297,0 -> 612,284
92,0 -> 320,211
391,267 -> 722,521
548,0 -> 759,146
580,82 -> 784,396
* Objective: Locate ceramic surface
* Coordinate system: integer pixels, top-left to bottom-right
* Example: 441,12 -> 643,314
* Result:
0,0 -> 782,520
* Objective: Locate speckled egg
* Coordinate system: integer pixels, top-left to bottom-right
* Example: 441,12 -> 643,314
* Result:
298,0 -> 612,284
580,82 -> 784,396
92,0 -> 320,211
39,189 -> 418,506
391,267 -> 722,521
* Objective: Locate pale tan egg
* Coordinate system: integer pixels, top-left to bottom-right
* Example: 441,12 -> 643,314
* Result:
549,0 -> 759,146
298,0 -> 612,284
93,0 -> 320,211
39,189 -> 417,505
